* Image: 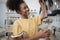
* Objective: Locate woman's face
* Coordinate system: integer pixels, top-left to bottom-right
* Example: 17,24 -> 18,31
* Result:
19,3 -> 29,17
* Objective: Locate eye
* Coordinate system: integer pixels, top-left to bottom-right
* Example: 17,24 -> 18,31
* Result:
24,5 -> 28,9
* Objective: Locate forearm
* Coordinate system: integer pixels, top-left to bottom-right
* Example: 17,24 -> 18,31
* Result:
40,2 -> 47,19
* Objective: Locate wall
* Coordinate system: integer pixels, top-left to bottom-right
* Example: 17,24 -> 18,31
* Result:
0,3 -> 7,27
0,3 -> 6,27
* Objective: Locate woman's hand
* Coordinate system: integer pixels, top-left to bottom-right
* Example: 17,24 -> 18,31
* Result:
39,0 -> 42,3
24,29 -> 51,40
38,29 -> 51,38
39,0 -> 47,19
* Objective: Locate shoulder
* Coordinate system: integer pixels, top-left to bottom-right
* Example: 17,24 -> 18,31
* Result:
13,19 -> 20,24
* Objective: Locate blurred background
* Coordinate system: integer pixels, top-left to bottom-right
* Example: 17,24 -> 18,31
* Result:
0,0 -> 60,40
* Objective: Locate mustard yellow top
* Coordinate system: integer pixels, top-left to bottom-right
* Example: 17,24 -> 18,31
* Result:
12,16 -> 42,37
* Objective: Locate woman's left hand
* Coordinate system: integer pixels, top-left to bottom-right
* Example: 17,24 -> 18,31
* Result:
41,29 -> 51,37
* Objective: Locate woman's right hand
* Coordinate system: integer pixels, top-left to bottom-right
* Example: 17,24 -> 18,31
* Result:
38,29 -> 51,38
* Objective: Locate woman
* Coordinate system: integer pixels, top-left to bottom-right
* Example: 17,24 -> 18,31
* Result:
6,0 -> 50,40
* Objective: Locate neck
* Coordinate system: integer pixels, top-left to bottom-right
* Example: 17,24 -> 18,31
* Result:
21,15 -> 28,19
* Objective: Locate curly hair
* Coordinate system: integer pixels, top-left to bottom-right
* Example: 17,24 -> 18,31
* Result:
6,0 -> 25,12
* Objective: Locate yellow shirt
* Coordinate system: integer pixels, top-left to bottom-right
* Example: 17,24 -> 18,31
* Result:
12,16 -> 42,37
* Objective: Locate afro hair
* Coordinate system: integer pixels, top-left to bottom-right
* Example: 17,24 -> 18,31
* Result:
6,0 -> 25,11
